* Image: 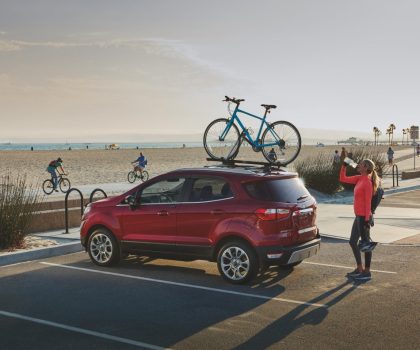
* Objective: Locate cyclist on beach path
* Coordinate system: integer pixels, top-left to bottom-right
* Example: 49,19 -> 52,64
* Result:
131,152 -> 147,175
47,157 -> 65,192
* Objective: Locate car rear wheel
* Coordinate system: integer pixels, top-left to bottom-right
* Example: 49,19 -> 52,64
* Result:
217,241 -> 259,284
87,228 -> 120,266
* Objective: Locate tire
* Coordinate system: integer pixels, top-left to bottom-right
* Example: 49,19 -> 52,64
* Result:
87,228 -> 121,267
127,171 -> 136,183
277,261 -> 302,269
141,170 -> 149,182
203,118 -> 241,160
261,121 -> 301,166
42,179 -> 54,195
59,178 -> 71,193
217,240 -> 259,284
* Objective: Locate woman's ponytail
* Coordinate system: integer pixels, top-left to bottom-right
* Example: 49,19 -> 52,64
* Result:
363,159 -> 380,193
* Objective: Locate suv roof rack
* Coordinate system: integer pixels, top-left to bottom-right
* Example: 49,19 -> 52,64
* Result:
205,158 -> 288,173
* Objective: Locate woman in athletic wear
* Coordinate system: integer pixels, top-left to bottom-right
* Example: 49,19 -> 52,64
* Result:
339,159 -> 379,281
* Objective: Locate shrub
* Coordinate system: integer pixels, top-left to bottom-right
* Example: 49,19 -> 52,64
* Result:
294,153 -> 341,194
294,146 -> 389,194
0,174 -> 42,250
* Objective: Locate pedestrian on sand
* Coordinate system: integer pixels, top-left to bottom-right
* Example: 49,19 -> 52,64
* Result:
339,159 -> 380,281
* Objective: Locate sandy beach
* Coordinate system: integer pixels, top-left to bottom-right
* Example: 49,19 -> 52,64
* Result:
0,144 -> 406,187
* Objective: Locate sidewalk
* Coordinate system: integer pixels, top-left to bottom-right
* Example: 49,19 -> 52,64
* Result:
1,175 -> 419,267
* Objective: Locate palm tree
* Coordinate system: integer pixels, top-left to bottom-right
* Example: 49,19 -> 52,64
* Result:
387,123 -> 396,145
405,128 -> 411,144
373,126 -> 381,146
402,128 -> 411,145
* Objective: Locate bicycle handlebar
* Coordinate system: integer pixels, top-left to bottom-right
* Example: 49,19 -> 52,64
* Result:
223,96 -> 245,104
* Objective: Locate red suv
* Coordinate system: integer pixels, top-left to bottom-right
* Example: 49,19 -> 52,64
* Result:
80,165 -> 320,284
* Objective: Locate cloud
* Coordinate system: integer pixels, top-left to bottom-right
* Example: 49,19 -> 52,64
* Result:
0,36 -> 237,81
0,40 -> 20,51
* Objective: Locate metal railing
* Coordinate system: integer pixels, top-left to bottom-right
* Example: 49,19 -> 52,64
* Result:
392,164 -> 399,187
89,188 -> 107,203
64,188 -> 84,234
64,188 -> 108,233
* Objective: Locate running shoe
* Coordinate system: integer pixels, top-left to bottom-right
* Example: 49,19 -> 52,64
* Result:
346,268 -> 363,278
354,271 -> 372,281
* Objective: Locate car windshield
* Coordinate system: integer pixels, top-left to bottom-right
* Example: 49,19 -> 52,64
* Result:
244,177 -> 310,203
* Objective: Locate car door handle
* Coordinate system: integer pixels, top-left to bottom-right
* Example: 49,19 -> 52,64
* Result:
211,209 -> 225,215
157,210 -> 169,216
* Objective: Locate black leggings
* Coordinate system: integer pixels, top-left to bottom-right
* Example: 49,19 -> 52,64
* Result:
349,216 -> 372,268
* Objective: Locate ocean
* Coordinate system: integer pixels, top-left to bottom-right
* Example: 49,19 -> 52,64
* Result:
0,142 -> 204,151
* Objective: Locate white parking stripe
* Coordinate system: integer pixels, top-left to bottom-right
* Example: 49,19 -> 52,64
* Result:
40,262 -> 327,308
303,261 -> 397,274
0,310 -> 168,350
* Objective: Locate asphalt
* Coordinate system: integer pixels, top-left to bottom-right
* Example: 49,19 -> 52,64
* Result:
1,152 -> 419,267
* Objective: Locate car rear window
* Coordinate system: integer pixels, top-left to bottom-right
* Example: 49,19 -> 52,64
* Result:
244,177 -> 310,203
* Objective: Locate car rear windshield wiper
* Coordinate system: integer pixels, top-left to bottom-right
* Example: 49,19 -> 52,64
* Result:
297,195 -> 308,201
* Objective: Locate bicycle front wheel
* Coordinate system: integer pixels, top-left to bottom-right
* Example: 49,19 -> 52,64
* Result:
59,178 -> 71,193
261,121 -> 301,166
203,118 -> 240,160
127,171 -> 136,183
42,179 -> 54,195
141,171 -> 149,182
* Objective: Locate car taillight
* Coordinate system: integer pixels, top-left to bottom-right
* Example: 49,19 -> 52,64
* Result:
255,208 -> 290,221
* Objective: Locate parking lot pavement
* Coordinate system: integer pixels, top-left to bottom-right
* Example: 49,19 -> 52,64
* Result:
1,240 -> 419,349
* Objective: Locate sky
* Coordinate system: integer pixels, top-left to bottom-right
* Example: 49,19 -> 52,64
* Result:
0,0 -> 419,142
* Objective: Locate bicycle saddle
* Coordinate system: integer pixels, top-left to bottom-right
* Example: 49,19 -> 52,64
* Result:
261,104 -> 277,109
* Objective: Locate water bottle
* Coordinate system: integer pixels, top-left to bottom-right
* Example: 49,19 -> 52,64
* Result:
343,157 -> 357,168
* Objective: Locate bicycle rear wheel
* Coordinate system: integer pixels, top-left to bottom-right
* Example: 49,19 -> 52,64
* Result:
203,118 -> 240,160
140,171 -> 149,182
127,171 -> 136,183
261,121 -> 301,166
42,179 -> 54,195
59,178 -> 71,193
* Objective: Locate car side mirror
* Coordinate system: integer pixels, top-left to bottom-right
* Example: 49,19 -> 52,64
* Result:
126,195 -> 137,210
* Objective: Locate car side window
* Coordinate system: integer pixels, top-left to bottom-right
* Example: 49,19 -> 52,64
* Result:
187,177 -> 233,202
139,177 -> 186,204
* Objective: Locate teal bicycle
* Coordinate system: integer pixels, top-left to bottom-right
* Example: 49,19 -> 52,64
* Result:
203,96 -> 301,165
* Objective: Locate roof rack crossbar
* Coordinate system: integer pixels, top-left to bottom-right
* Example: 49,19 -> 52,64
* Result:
205,158 -> 286,172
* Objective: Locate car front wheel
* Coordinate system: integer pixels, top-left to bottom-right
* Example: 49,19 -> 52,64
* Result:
87,228 -> 120,266
217,241 -> 258,284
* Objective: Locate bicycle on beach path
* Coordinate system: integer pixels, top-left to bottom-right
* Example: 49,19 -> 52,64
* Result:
42,174 -> 71,195
203,96 -> 301,166
127,169 -> 149,183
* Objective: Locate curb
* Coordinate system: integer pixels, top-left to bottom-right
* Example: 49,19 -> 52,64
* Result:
320,233 -> 420,247
384,184 -> 420,195
0,242 -> 83,267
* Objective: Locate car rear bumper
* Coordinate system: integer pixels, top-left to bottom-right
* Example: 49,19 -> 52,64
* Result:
256,237 -> 321,265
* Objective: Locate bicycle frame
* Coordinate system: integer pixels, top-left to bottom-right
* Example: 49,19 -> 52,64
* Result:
220,104 -> 281,148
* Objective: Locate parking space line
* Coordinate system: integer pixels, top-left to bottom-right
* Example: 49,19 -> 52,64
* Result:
303,261 -> 397,274
0,310 -> 167,350
40,262 -> 328,308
